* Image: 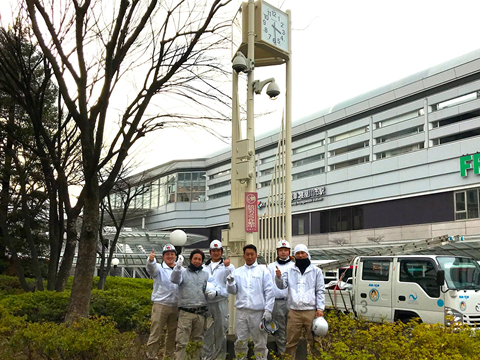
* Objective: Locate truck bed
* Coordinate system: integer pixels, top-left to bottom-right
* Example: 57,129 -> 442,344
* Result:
324,288 -> 355,313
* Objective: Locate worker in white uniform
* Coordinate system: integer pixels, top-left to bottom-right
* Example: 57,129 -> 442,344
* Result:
227,244 -> 274,360
275,244 -> 325,360
202,239 -> 234,360
267,239 -> 295,355
145,244 -> 179,360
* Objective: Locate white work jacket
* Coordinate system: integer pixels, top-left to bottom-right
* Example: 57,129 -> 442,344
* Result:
204,259 -> 235,303
268,259 -> 295,300
146,258 -> 178,306
276,264 -> 325,311
227,261 -> 274,312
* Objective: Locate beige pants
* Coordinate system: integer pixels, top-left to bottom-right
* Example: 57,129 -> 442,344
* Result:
175,310 -> 207,360
146,303 -> 178,359
285,309 -> 318,360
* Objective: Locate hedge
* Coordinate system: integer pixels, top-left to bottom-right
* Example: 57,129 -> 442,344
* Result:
3,275 -> 480,359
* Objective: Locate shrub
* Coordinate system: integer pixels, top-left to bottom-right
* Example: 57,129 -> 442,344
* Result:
89,288 -> 152,333
315,311 -> 480,360
0,306 -> 142,360
0,290 -> 70,322
0,275 -> 36,297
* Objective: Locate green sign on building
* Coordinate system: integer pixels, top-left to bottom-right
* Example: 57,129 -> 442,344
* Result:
460,153 -> 480,177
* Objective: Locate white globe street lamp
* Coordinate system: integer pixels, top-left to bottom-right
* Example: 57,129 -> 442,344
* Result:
112,257 -> 120,277
170,229 -> 187,254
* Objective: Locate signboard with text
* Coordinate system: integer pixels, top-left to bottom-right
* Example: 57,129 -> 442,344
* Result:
460,153 -> 480,177
245,192 -> 258,232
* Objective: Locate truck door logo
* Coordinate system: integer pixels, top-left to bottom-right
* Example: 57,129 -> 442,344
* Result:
369,289 -> 379,302
408,292 -> 418,304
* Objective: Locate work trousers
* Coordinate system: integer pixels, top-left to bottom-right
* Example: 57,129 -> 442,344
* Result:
272,299 -> 289,354
202,299 -> 229,360
175,310 -> 207,360
234,308 -> 268,360
146,303 -> 178,360
285,309 -> 319,360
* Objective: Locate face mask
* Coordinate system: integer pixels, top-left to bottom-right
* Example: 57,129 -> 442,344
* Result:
295,258 -> 311,274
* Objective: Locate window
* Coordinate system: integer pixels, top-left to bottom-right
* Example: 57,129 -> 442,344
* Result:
376,126 -> 424,144
292,213 -> 309,236
431,110 -> 480,129
292,167 -> 324,180
399,259 -> 440,298
208,180 -> 231,190
330,141 -> 369,156
151,179 -> 159,208
166,174 -> 176,203
375,109 -> 424,129
208,169 -> 230,180
208,190 -> 231,200
320,206 -> 364,233
330,126 -> 368,143
261,155 -> 276,164
455,189 -> 479,220
298,218 -> 305,235
362,259 -> 390,281
376,143 -> 424,160
293,140 -> 325,154
261,168 -> 274,176
292,154 -> 323,167
431,128 -> 480,146
330,156 -> 369,170
434,92 -> 478,111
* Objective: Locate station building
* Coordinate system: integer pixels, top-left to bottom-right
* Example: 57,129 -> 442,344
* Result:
113,49 -> 480,258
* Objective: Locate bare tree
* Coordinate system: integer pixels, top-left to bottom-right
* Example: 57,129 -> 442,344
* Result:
367,235 -> 384,244
0,20 -> 84,292
23,0 -> 233,321
331,238 -> 348,246
96,167 -> 150,290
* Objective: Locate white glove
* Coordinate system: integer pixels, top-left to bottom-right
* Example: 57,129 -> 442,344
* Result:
226,274 -> 235,284
206,290 -> 217,300
263,310 -> 272,322
175,255 -> 184,268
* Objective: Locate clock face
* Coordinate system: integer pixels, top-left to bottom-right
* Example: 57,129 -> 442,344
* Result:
260,1 -> 289,53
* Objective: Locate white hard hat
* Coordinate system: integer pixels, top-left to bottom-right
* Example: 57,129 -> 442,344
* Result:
162,243 -> 177,255
312,316 -> 328,337
209,239 -> 223,250
276,239 -> 291,249
259,318 -> 279,334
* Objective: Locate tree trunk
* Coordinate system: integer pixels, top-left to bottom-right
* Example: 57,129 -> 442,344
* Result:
65,174 -> 99,322
0,106 -> 32,292
55,217 -> 78,291
15,157 -> 44,291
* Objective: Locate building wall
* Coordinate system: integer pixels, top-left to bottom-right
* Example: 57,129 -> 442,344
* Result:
122,50 -> 480,246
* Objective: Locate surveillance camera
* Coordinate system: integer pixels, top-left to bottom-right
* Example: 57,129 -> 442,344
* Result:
232,52 -> 249,73
266,81 -> 280,99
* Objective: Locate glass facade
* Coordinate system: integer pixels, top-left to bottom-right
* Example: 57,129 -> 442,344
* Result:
112,171 -> 206,209
455,188 -> 480,220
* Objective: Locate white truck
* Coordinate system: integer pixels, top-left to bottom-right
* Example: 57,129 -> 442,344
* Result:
321,238 -> 480,327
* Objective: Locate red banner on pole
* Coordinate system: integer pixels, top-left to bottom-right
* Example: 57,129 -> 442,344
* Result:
245,192 -> 258,232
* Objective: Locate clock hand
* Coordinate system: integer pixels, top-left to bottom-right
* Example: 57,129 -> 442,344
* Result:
271,23 -> 277,43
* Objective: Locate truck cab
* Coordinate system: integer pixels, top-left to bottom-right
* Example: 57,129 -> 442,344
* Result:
335,255 -> 480,326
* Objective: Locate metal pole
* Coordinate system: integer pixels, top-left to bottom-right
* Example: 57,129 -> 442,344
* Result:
285,9 -> 292,243
246,0 -> 256,246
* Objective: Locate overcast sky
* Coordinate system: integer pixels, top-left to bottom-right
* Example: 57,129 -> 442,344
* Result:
5,1 -> 480,172
131,0 -> 480,172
